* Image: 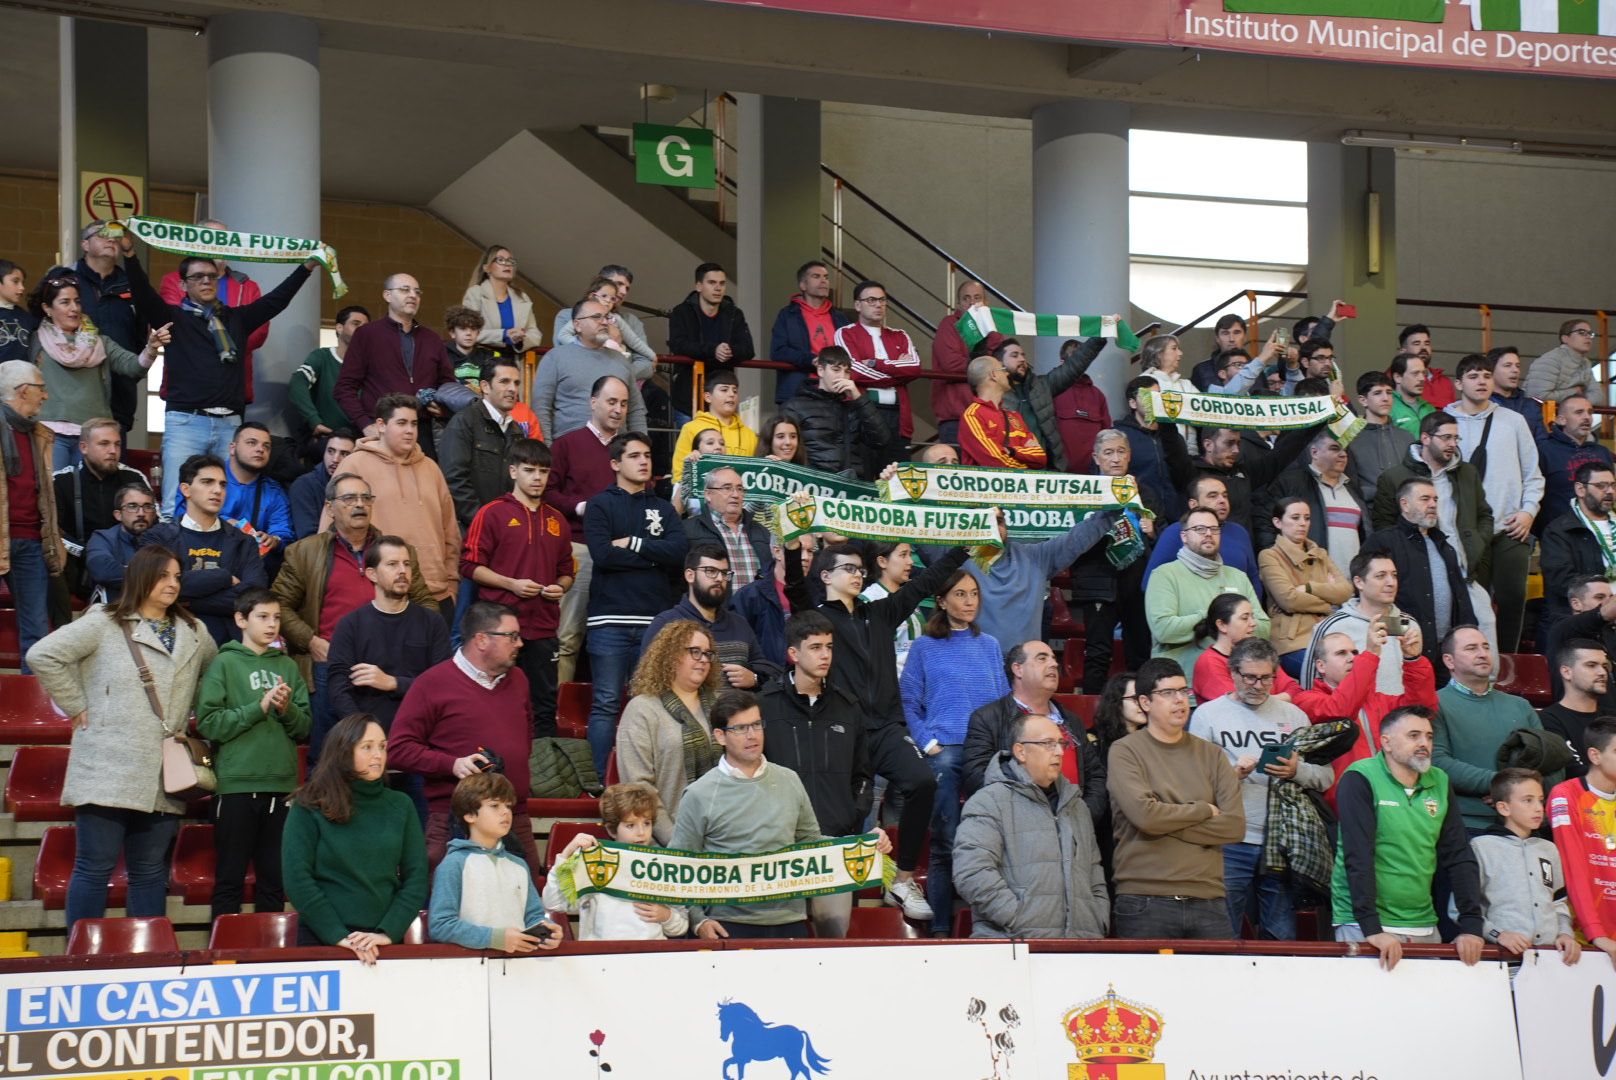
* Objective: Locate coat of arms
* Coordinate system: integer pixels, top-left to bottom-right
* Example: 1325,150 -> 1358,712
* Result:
1109,476 -> 1137,506
841,837 -> 879,885
785,498 -> 817,533
1159,391 -> 1184,421
582,844 -> 620,889
894,464 -> 931,500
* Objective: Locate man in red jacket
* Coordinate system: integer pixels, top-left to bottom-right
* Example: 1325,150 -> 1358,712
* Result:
336,273 -> 457,460
157,219 -> 267,406
959,356 -> 1046,469
930,279 -> 985,446
1312,623 -> 1438,807
835,280 -> 920,473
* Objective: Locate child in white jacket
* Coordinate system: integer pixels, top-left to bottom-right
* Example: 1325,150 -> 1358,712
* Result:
542,782 -> 689,940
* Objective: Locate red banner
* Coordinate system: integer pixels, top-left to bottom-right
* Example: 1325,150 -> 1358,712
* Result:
706,0 -> 1616,80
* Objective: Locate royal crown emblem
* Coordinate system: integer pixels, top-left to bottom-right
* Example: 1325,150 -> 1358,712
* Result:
1109,476 -> 1138,506
1063,985 -> 1166,1080
894,464 -> 931,501
784,498 -> 817,532
581,844 -> 620,889
1159,391 -> 1184,421
841,838 -> 879,885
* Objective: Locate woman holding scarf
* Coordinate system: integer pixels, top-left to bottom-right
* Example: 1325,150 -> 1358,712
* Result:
615,620 -> 723,844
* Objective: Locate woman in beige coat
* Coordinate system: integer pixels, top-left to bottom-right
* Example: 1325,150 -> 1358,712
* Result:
614,620 -> 721,844
462,244 -> 541,353
1257,495 -> 1352,678
26,545 -> 217,927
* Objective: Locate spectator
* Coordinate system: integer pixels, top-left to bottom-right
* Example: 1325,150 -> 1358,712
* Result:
1052,337 -> 1116,471
440,356 -> 523,529
1190,637 -> 1331,939
781,346 -> 891,479
671,427 -> 726,516
288,430 -> 356,541
545,374 -> 627,682
325,535 -> 449,769
667,262 -> 755,420
26,545 -> 217,928
1541,638 -> 1611,771
85,480 -> 157,603
684,465 -> 773,584
1142,475 -> 1262,601
1363,477 -> 1477,683
174,421 -> 293,570
1541,578 -> 1616,714
550,272 -> 657,374
1190,314 -> 1248,390
1345,371 -> 1416,504
1254,432 -> 1367,576
1537,396 -> 1615,540
1257,495 -> 1352,676
442,305 -> 495,391
953,712 -> 1109,939
1145,507 -> 1267,675
927,279 -> 986,444
1548,716 -> 1616,966
1070,430 -> 1163,692
1445,353 -> 1542,652
429,772 -> 562,953
994,331 -> 1110,471
276,476 -> 438,754
51,417 -> 148,605
899,570 -> 1011,935
1309,624 -> 1439,800
918,441 -> 959,465
1189,593 -> 1271,702
1301,550 -> 1420,684
119,239 -> 317,509
583,432 -> 688,772
617,620 -> 723,843
1117,377 -> 1197,523
461,438 -> 573,735
323,395 -> 460,611
155,219 -> 273,407
732,535 -> 813,670
1525,318 -> 1598,405
389,601 -> 540,875
0,261 -> 32,363
1108,658 -> 1244,939
1389,351 -> 1434,437
670,369 -> 757,484
532,297 -> 649,442
1330,705 -> 1484,968
1088,671 -> 1141,875
854,541 -> 927,679
643,544 -> 774,691
759,611 -> 873,938
540,781 -> 688,941
27,275 -> 159,470
1194,421 -> 1319,540
334,274 -> 457,460
141,453 -> 266,645
959,353 -> 1047,469
1294,338 -> 1341,389
282,713 -> 429,961
755,415 -> 806,465
1400,324 -> 1455,409
1140,333 -> 1198,401
770,260 -> 852,408
1486,345 -> 1548,442
461,245 -> 541,355
194,588 -> 312,920
287,304 -> 369,448
835,280 -> 919,472
1472,769 -> 1579,963
61,223 -> 147,432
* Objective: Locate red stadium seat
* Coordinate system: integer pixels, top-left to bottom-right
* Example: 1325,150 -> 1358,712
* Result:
0,674 -> 73,744
527,796 -> 601,820
401,911 -> 428,944
1048,588 -> 1080,639
36,826 -> 125,909
544,821 -> 611,871
66,916 -> 179,956
846,906 -> 920,939
4,745 -> 72,821
0,611 -> 16,669
604,751 -> 620,786
952,908 -> 974,937
209,912 -> 298,949
1497,653 -> 1552,707
122,449 -> 159,489
1052,694 -> 1100,729
170,824 -> 254,905
556,682 -> 591,740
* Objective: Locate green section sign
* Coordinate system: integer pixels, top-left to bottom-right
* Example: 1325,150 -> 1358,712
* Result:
633,123 -> 716,189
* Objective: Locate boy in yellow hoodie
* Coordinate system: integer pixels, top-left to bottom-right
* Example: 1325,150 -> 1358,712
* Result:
671,369 -> 757,483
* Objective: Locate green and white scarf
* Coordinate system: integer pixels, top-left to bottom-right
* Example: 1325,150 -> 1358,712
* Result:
1141,387 -> 1365,446
1572,498 -> 1616,579
689,454 -> 878,510
880,461 -> 1145,512
118,215 -> 348,299
957,305 -> 1141,351
550,833 -> 893,907
773,494 -> 1003,561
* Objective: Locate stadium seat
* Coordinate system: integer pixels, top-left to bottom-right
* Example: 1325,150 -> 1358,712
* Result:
65,916 -> 179,956
556,682 -> 591,740
0,674 -> 73,744
1048,588 -> 1080,639
5,745 -> 72,821
527,795 -> 601,820
0,610 -> 16,669
952,908 -> 974,937
545,821 -> 611,870
36,826 -> 125,909
122,449 -> 159,489
209,912 -> 298,949
401,911 -> 428,945
1059,638 -> 1083,692
846,906 -> 920,939
1497,653 -> 1552,706
1052,694 -> 1101,729
604,751 -> 620,786
170,824 -> 255,905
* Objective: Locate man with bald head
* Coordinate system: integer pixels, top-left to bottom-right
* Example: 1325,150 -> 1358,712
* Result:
337,272 -> 457,460
531,297 -> 648,443
930,279 -> 987,446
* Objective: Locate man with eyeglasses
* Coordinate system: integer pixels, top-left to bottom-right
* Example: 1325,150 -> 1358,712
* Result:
1526,318 -> 1600,405
550,273 -> 657,374
1541,462 -> 1616,650
958,351 -> 1046,470
667,262 -> 755,422
835,280 -> 921,473
644,544 -> 776,693
684,465 -> 772,584
1108,657 -> 1244,939
391,601 -> 543,879
1144,507 -> 1267,676
1536,394 -> 1615,540
85,480 -> 157,604
117,231 -> 320,509
1188,637 -> 1330,940
532,297 -> 648,443
335,273 -> 457,461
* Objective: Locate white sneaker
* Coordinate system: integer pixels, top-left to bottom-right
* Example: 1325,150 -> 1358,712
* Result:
886,878 -> 934,921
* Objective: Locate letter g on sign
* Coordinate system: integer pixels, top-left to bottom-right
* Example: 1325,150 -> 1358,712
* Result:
656,135 -> 695,179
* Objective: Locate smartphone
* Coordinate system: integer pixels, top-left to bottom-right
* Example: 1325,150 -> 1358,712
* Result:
1383,612 -> 1407,638
1257,743 -> 1294,770
523,921 -> 557,942
1338,303 -> 1358,319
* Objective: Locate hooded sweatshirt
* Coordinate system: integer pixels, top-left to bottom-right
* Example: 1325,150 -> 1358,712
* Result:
1471,823 -> 1572,947
321,436 -> 461,601
670,411 -> 758,483
430,836 -> 548,950
1443,400 -> 1543,529
194,640 -> 312,794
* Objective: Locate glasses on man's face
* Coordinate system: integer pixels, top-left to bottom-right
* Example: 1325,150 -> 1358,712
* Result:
1147,687 -> 1191,700
1183,525 -> 1221,536
722,720 -> 764,736
706,484 -> 743,495
1235,670 -> 1277,686
694,567 -> 735,581
1015,739 -> 1064,753
388,286 -> 422,295
481,630 -> 522,642
685,647 -> 716,663
1572,328 -> 1595,337
576,313 -> 609,323
333,493 -> 376,505
833,563 -> 866,577
119,501 -> 157,514
184,272 -> 219,284
857,296 -> 888,305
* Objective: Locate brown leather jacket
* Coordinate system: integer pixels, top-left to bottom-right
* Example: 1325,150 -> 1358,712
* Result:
0,422 -> 66,577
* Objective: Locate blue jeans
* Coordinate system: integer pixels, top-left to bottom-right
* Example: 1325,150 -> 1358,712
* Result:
67,804 -> 179,928
1223,841 -> 1296,940
307,661 -> 335,767
449,576 -> 478,649
160,410 -> 240,512
586,624 -> 645,775
6,539 -> 51,674
925,744 -> 964,933
51,438 -> 81,473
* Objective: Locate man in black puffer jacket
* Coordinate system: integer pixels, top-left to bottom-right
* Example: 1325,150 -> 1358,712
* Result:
782,347 -> 891,480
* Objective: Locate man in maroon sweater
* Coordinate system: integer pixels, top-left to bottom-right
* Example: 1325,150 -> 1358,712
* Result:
930,279 -> 984,447
544,373 -> 626,681
387,600 -> 541,879
335,273 -> 456,460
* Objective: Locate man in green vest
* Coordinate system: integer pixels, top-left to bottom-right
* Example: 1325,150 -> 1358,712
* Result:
1330,704 -> 1486,970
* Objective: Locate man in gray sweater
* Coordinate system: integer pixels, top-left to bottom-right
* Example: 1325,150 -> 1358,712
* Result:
531,298 -> 647,441
1345,371 -> 1415,505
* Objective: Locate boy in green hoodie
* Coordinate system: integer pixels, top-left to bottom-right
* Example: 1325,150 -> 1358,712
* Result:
196,588 -> 312,920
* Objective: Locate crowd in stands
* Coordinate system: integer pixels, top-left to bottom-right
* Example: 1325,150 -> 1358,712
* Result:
6,226 -> 1616,970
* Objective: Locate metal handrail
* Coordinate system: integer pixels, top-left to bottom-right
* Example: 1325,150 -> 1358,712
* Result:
822,214 -> 950,315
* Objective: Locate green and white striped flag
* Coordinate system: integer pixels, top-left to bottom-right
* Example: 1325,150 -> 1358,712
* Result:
957,305 -> 1140,352
1467,0 -> 1616,34
1224,0 -> 1442,19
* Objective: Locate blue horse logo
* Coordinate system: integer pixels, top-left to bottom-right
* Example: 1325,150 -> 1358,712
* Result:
716,1000 -> 832,1079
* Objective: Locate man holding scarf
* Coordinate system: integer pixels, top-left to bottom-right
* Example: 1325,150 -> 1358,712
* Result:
1144,506 -> 1268,677
1541,461 -> 1616,648
0,361 -> 66,671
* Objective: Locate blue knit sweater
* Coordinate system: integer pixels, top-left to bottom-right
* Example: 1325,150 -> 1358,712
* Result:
900,628 -> 1011,748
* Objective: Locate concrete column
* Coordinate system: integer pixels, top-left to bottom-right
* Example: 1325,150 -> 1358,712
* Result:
207,13 -> 321,433
1032,100 -> 1131,407
1307,143 -> 1397,387
735,94 -> 820,410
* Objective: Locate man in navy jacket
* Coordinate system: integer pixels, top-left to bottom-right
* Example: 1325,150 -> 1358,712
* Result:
768,260 -> 850,405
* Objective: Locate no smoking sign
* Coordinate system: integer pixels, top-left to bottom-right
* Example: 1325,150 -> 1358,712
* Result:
79,171 -> 143,226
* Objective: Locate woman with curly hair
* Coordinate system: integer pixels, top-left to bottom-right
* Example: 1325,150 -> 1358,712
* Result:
615,620 -> 723,843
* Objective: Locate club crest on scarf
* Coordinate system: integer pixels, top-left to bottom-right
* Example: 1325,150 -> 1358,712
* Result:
1109,476 -> 1138,507
582,844 -> 620,889
894,463 -> 931,501
1159,391 -> 1184,420
841,837 -> 879,885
